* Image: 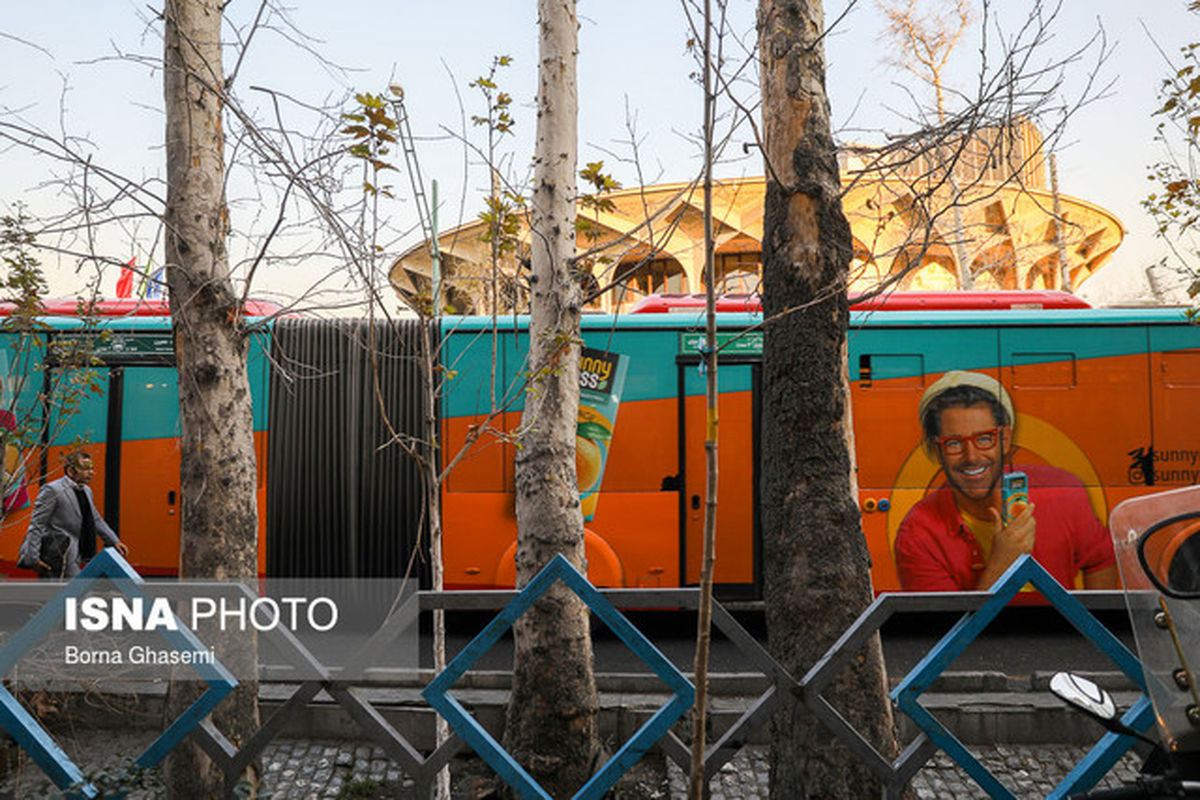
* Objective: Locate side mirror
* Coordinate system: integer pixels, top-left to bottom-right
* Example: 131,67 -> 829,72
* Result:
1050,672 -> 1161,747
1050,672 -> 1118,722
1137,512 -> 1200,599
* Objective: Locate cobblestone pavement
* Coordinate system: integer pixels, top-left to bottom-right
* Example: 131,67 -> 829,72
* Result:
905,745 -> 1143,800
0,733 -> 1152,799
0,738 -> 1147,800
665,744 -> 1144,800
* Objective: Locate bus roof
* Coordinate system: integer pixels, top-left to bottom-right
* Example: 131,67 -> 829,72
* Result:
441,304 -> 1195,333
628,291 -> 1092,313
0,297 -> 285,318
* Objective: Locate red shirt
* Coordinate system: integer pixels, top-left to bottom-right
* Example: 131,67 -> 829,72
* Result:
894,464 -> 1115,591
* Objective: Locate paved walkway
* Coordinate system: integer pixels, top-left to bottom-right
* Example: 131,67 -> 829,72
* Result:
0,734 -> 1147,799
663,744 -> 1143,800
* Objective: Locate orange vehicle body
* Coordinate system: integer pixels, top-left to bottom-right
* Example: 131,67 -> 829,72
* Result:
0,311 -> 271,578
0,293 -> 1193,593
441,293 -> 1200,596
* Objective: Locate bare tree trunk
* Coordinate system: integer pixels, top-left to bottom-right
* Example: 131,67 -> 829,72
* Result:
758,1 -> 898,797
422,319 -> 452,800
162,0 -> 261,795
1050,152 -> 1071,291
504,0 -> 601,796
689,0 -> 719,795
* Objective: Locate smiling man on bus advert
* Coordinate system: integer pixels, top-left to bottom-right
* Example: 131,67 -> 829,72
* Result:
893,371 -> 1117,592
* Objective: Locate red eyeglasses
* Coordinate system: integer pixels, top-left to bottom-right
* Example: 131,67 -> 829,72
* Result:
935,427 -> 1000,455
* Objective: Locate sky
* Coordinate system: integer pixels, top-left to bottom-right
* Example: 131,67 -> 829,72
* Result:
0,1 -> 1197,308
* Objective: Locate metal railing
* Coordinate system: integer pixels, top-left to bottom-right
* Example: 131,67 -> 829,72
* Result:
0,552 -> 1149,799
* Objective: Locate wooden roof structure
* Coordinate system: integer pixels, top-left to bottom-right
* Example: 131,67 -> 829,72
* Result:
391,123 -> 1123,315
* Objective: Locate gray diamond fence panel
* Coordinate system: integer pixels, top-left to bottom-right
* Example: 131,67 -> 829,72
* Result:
0,577 -> 1132,799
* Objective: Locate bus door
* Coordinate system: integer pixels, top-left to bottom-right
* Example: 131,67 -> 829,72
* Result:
1148,326 -> 1200,490
46,332 -> 180,574
849,324 -> 1000,591
113,364 -> 182,573
998,325 -> 1149,522
677,335 -> 760,598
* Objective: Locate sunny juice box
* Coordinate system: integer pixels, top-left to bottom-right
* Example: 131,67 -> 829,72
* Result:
577,347 -> 628,521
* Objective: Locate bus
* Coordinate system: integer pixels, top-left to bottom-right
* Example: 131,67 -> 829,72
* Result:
0,292 -> 1195,596
440,291 -> 1200,596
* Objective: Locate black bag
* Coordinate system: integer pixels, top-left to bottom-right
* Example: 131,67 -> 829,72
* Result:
18,533 -> 70,577
39,533 -> 70,576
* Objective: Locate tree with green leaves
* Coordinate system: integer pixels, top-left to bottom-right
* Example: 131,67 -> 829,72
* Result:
0,214 -> 107,526
1145,1 -> 1200,309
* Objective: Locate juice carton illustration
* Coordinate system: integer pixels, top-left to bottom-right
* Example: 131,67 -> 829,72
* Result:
577,347 -> 628,521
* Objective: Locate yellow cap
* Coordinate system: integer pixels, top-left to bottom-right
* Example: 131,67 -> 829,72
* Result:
918,370 -> 1014,428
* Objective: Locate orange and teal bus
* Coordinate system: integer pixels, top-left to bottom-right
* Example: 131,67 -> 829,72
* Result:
440,291 -> 1200,595
0,292 -> 1195,595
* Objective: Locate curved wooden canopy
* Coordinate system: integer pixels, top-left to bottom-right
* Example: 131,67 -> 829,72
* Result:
391,134 -> 1123,315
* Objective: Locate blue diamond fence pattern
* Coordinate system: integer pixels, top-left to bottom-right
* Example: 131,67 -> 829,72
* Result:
422,553 -> 695,800
891,554 -> 1152,800
0,549 -> 235,797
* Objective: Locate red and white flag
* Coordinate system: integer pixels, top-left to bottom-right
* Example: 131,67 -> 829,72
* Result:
115,257 -> 135,298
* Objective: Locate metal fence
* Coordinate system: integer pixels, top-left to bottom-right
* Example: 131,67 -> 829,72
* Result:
0,552 -> 1151,799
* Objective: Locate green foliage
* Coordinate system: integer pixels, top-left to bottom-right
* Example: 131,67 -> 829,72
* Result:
478,190 -> 526,255
470,55 -> 515,134
0,214 -> 48,325
0,216 -> 104,493
1147,46 -> 1200,236
1144,29 -> 1200,308
470,55 -> 531,314
579,161 -> 622,196
576,161 -> 621,247
341,93 -> 399,198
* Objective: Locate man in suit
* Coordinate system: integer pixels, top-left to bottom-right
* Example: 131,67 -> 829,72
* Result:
18,452 -> 128,578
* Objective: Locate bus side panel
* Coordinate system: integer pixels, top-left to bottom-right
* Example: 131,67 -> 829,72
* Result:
585,492 -> 680,587
594,397 -> 677,492
853,321 -> 1194,594
999,330 -> 1151,500
442,327 -> 517,495
442,414 -> 514,493
442,396 -> 683,589
442,491 -> 515,589
849,326 -> 1001,489
1149,329 -> 1200,488
249,330 -> 270,576
118,366 -> 181,575
441,321 -> 687,590
856,352 -> 1151,593
0,326 -> 272,578
441,485 -> 680,590
115,436 -> 180,575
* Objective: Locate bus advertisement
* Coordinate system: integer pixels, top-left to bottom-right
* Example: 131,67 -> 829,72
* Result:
0,292 -> 1194,598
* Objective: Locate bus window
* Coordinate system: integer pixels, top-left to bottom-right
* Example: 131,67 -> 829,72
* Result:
1010,352 -> 1076,389
858,354 -> 924,388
